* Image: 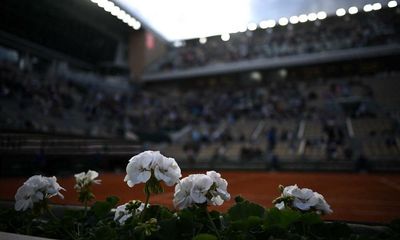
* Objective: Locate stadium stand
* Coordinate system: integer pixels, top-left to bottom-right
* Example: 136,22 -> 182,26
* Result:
0,1 -> 399,176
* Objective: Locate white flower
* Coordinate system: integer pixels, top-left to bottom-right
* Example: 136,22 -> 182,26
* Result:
190,174 -> 213,204
284,185 -> 318,211
153,157 -> 181,186
173,175 -> 195,209
124,151 -> 181,188
173,171 -> 230,209
15,184 -> 42,211
124,151 -> 157,187
114,201 -> 145,225
314,192 -> 333,214
45,176 -> 65,199
277,184 -> 333,214
74,170 -> 101,189
206,171 -> 230,205
15,175 -> 65,211
275,201 -> 285,210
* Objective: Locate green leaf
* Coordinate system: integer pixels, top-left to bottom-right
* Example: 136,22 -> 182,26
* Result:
91,196 -> 119,219
264,208 -> 301,229
227,199 -> 265,221
157,218 -> 178,240
299,212 -> 322,225
93,225 -> 117,240
192,233 -> 218,240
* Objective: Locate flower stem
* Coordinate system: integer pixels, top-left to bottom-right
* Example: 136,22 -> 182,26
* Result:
140,183 -> 151,220
84,199 -> 88,217
205,209 -> 221,240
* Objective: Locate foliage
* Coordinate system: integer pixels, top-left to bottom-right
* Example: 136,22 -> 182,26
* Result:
0,196 -> 398,240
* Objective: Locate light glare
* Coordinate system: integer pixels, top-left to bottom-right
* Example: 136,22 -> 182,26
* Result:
388,1 -> 398,8
317,11 -> 327,20
363,4 -> 373,12
289,16 -> 299,24
348,6 -> 358,14
278,17 -> 289,26
199,37 -> 207,44
307,13 -> 317,21
336,8 -> 346,17
221,33 -> 230,41
247,22 -> 257,31
89,0 -> 141,31
372,3 -> 382,10
298,14 -> 308,23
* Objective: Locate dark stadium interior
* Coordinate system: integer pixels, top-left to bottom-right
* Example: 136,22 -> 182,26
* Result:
0,0 -> 400,224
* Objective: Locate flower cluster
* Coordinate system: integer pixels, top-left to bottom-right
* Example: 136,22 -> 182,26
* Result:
74,170 -> 101,205
74,170 -> 101,190
124,151 -> 181,188
173,171 -> 230,209
8,150 -> 341,240
15,175 -> 65,211
114,200 -> 146,225
274,184 -> 332,215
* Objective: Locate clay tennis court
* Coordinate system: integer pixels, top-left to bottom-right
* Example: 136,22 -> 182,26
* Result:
1,171 -> 400,223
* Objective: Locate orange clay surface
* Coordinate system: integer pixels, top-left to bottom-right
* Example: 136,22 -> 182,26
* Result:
1,171 -> 400,223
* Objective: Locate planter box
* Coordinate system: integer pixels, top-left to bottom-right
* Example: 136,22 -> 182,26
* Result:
0,231 -> 54,240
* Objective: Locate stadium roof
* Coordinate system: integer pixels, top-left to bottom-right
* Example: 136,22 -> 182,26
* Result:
111,0 -> 392,42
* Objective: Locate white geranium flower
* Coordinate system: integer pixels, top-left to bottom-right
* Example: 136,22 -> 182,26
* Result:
124,151 -> 182,188
314,192 -> 333,214
153,157 -> 181,186
278,184 -> 332,214
124,151 -> 158,187
173,175 -> 195,209
190,174 -> 213,204
15,184 -> 42,211
114,201 -> 145,225
24,175 -> 48,190
45,176 -> 65,199
74,170 -> 101,190
15,175 -> 65,211
206,171 -> 230,205
173,171 -> 231,209
275,201 -> 285,210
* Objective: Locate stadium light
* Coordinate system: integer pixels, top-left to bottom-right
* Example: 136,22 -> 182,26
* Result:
199,37 -> 207,44
363,4 -> 373,12
348,6 -> 358,15
388,1 -> 398,8
260,19 -> 276,29
278,17 -> 289,26
238,25 -> 248,33
298,14 -> 308,23
103,1 -> 115,12
336,8 -> 346,17
247,22 -> 257,31
88,0 -> 141,30
173,40 -> 184,47
221,33 -> 230,41
132,21 -> 141,30
259,21 -> 268,29
307,13 -> 317,21
317,11 -> 327,20
372,3 -> 382,10
110,6 -> 121,16
289,16 -> 299,24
